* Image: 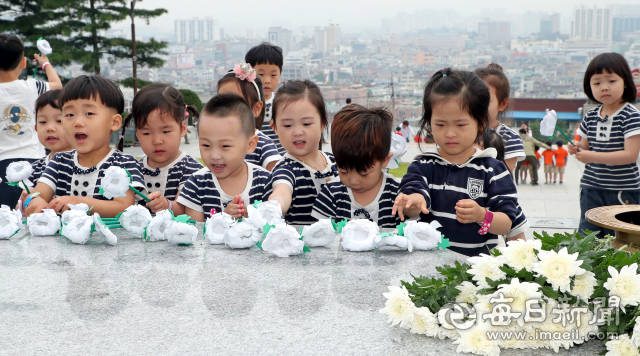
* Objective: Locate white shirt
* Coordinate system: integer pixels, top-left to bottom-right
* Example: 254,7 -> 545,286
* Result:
399,125 -> 414,138
0,79 -> 49,160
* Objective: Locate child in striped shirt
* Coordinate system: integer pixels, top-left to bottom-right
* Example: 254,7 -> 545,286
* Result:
24,75 -> 144,218
393,68 -> 518,257
312,105 -> 400,228
177,93 -> 270,221
118,83 -> 203,214
217,64 -> 281,171
569,53 -> 640,238
265,80 -> 339,225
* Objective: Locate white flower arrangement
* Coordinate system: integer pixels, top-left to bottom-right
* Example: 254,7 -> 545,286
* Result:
539,109 -> 558,137
379,285 -> 414,328
6,161 -> 34,192
631,316 -> 640,347
261,223 -> 306,258
569,270 -> 597,301
497,238 -> 541,272
0,205 -> 22,239
246,200 -> 284,231
532,247 -> 585,293
410,307 -> 439,337
454,281 -> 478,305
375,233 -> 413,252
61,203 -> 90,225
403,220 -> 443,250
467,253 -> 507,289
385,133 -> 408,170
36,38 -> 53,55
118,205 -> 152,238
27,209 -> 60,236
92,213 -> 117,245
340,219 -> 380,251
144,209 -> 175,242
204,212 -> 236,244
605,334 -> 640,356
223,219 -> 262,249
301,219 -> 336,247
603,263 -> 640,309
165,222 -> 199,245
61,215 -> 94,244
100,166 -> 131,199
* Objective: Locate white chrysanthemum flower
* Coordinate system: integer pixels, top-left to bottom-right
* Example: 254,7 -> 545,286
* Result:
493,278 -> 543,322
101,166 -> 131,199
453,321 -> 500,356
404,220 -> 443,250
0,205 -> 22,239
144,209 -> 175,242
223,219 -> 262,249
246,200 -> 284,231
27,209 -> 60,236
340,219 -> 380,251
375,233 -> 413,252
261,223 -> 305,258
455,281 -> 478,304
165,222 -> 198,245
204,212 -> 235,244
379,285 -> 415,328
410,307 -> 439,336
570,270 -> 597,301
631,316 -> 640,347
606,334 -> 640,356
498,238 -> 541,272
61,203 -> 90,224
385,133 -> 408,169
6,161 -> 34,188
532,247 -> 585,293
62,215 -> 94,244
119,205 -> 152,237
92,213 -> 117,245
37,38 -> 52,55
467,254 -> 507,289
603,263 -> 640,309
540,109 -> 558,136
301,219 -> 336,247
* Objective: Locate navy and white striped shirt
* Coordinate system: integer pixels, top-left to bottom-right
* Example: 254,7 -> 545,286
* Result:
29,154 -> 51,184
264,152 -> 339,225
312,172 -> 400,228
245,130 -> 282,169
39,149 -> 145,200
578,103 -> 640,191
496,123 -> 525,161
139,152 -> 203,201
262,94 -> 285,155
177,162 -> 270,219
399,148 -> 518,257
506,203 -> 529,238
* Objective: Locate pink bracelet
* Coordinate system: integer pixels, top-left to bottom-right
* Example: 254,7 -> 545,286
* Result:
41,62 -> 51,71
165,197 -> 173,211
478,209 -> 494,235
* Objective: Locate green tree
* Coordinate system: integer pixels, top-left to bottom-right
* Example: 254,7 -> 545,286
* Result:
119,77 -> 153,89
179,89 -> 203,112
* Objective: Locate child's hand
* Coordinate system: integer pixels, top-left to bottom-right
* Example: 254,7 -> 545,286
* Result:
34,53 -> 50,65
146,191 -> 170,213
48,196 -> 82,214
575,150 -> 595,164
455,199 -> 486,224
224,195 -> 245,219
25,197 -> 48,217
16,190 -> 29,211
392,193 -> 429,221
568,141 -> 580,155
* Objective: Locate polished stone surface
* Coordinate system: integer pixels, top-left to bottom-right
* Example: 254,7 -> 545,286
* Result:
0,224 -> 604,355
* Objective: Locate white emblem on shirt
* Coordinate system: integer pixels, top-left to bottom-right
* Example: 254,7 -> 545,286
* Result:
467,178 -> 484,200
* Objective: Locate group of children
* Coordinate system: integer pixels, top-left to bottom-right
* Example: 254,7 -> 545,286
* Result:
518,141 -> 569,184
2,32 -> 639,256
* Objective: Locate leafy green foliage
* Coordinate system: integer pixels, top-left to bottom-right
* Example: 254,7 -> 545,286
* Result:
179,89 -> 204,112
401,261 -> 471,313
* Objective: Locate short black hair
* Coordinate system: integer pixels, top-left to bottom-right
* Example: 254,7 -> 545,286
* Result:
60,75 -> 124,114
346,98 -> 352,104
0,34 -> 25,71
519,128 -> 527,134
483,128 -> 506,162
583,52 -> 637,104
332,104 -> 393,172
201,93 -> 255,137
545,141 -> 552,146
35,89 -> 61,119
245,42 -> 283,72
556,140 -> 563,147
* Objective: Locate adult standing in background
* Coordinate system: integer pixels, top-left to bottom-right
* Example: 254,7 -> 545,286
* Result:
399,120 -> 414,142
515,128 -> 550,186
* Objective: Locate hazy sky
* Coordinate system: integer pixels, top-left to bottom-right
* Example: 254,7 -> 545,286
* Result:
123,0 -> 640,36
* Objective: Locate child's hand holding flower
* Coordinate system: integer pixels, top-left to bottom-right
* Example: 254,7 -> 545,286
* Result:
455,199 -> 486,224
568,140 -> 581,155
575,150 -> 595,164
224,195 -> 245,219
146,191 -> 170,213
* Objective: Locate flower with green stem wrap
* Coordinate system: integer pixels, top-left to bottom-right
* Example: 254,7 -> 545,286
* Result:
61,215 -> 94,244
5,161 -> 34,194
99,166 -> 151,202
0,205 -> 22,239
92,213 -> 118,245
27,209 -> 60,236
301,219 -> 336,247
204,211 -> 236,244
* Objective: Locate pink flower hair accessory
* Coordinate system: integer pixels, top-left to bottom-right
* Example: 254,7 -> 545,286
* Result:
232,63 -> 257,82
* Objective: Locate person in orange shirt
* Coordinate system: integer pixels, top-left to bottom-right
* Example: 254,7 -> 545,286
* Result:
541,141 -> 556,184
554,140 -> 569,184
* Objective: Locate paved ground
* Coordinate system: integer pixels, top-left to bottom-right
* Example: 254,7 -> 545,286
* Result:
124,139 -> 585,240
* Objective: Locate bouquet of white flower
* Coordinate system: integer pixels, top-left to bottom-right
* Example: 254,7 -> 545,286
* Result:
301,219 -> 339,247
27,209 -> 60,236
165,215 -> 198,245
5,161 -> 34,194
246,200 -> 284,231
340,219 -> 380,251
118,205 -> 152,238
223,219 -> 262,249
144,209 -> 175,242
204,212 -> 235,244
0,205 -> 22,239
260,223 -> 307,257
61,203 -> 90,224
61,215 -> 94,244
